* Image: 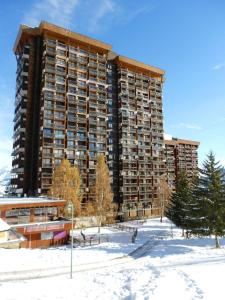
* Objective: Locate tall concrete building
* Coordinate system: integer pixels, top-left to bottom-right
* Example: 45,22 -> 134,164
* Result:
12,22 -> 197,218
164,138 -> 200,190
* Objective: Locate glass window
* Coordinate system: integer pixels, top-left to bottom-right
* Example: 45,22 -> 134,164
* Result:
43,128 -> 53,138
54,139 -> 64,146
54,149 -> 64,157
44,91 -> 54,99
67,131 -> 75,138
43,148 -> 52,156
55,130 -> 64,138
89,143 -> 95,149
43,158 -> 52,166
56,66 -> 66,73
56,75 -> 65,83
68,140 -> 75,147
55,159 -> 62,165
56,58 -> 66,66
54,112 -> 65,119
44,119 -> 53,127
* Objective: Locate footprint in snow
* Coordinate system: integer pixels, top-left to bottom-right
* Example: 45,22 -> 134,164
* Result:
177,269 -> 204,299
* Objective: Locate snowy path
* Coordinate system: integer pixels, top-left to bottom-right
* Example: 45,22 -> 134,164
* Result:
1,219 -> 225,299
0,233 -> 167,282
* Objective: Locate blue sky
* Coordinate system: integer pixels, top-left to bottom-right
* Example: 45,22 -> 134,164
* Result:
0,0 -> 225,168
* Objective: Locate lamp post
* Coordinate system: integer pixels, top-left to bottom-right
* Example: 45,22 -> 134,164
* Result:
68,201 -> 74,279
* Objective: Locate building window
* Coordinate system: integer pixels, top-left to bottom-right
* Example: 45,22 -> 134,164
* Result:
67,131 -> 75,138
43,128 -> 53,138
67,140 -> 75,147
55,158 -> 62,165
55,130 -> 64,138
54,149 -> 64,158
43,158 -> 52,167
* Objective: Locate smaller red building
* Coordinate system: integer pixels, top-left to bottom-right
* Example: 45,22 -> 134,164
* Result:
0,197 -> 72,248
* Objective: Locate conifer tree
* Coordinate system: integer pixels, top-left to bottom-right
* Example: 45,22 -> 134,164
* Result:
197,152 -> 225,248
165,171 -> 194,235
181,176 -> 204,238
48,159 -> 81,216
95,153 -> 113,228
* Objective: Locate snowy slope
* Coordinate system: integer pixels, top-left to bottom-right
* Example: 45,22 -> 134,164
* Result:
0,167 -> 10,195
1,218 -> 225,299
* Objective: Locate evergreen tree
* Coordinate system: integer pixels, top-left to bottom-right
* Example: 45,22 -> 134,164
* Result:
165,171 -> 195,235
181,176 -> 205,237
197,152 -> 225,248
48,159 -> 81,216
166,171 -> 202,237
95,154 -> 113,228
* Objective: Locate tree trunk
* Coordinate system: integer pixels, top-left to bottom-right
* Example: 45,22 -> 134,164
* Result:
215,235 -> 220,248
185,230 -> 189,239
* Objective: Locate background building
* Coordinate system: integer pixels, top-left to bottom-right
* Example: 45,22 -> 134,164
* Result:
165,138 -> 200,190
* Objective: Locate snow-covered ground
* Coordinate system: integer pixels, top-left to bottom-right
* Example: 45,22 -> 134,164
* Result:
1,218 -> 225,299
0,167 -> 10,195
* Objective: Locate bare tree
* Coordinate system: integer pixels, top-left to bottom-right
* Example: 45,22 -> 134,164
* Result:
159,177 -> 172,222
95,154 -> 113,230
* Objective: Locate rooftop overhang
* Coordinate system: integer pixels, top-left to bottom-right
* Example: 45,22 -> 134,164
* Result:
165,138 -> 200,147
13,24 -> 39,53
14,21 -> 112,54
115,55 -> 165,79
174,139 -> 200,146
164,139 -> 177,146
0,198 -> 66,210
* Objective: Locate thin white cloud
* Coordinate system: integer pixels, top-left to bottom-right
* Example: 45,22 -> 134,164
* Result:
88,0 -> 117,33
178,123 -> 202,130
213,63 -> 225,71
23,0 -> 80,28
22,0 -> 154,34
119,4 -> 155,25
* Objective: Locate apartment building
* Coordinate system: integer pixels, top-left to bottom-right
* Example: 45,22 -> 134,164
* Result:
115,56 -> 165,216
12,22 -> 113,205
165,138 -> 200,189
12,21 -> 199,218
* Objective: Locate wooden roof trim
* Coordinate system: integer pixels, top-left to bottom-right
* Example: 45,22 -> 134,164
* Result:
39,22 -> 112,51
176,139 -> 200,146
165,139 -> 200,146
116,55 -> 165,76
0,201 -> 66,209
14,22 -> 112,53
164,140 -> 176,146
13,25 -> 39,53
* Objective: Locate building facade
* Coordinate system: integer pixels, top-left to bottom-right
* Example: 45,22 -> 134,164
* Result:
115,56 -> 165,216
165,138 -> 200,190
0,197 -> 71,248
11,22 -> 166,217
